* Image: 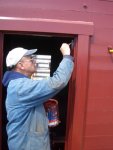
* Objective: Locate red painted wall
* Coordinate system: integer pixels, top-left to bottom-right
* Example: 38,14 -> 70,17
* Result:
0,34 -> 3,150
0,0 -> 113,150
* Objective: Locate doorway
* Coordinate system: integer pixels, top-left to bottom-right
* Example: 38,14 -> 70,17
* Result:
2,33 -> 74,150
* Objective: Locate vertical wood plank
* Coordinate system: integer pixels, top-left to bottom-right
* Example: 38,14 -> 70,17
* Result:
65,37 -> 78,150
70,35 -> 90,150
0,33 -> 4,150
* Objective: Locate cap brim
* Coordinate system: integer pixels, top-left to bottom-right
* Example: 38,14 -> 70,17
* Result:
24,49 -> 37,56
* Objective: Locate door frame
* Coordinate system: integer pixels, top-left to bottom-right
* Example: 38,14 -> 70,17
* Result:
65,34 -> 91,150
0,33 -> 4,150
0,17 -> 94,150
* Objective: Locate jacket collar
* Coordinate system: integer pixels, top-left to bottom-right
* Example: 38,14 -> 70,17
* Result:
2,71 -> 28,87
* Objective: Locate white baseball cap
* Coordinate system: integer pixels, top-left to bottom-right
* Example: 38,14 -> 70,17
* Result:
6,47 -> 37,67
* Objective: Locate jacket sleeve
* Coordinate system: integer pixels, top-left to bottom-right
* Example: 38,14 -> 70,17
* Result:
16,56 -> 74,107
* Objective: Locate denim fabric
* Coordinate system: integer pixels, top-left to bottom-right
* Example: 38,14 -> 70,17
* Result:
3,56 -> 74,150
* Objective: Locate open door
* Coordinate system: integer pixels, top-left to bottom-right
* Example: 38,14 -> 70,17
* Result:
1,33 -> 76,150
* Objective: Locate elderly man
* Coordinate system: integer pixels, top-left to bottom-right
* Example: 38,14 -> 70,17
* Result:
2,43 -> 74,150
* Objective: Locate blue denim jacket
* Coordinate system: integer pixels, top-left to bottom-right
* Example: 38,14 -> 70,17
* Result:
2,56 -> 74,150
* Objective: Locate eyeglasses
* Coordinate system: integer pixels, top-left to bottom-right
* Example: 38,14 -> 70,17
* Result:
19,58 -> 36,64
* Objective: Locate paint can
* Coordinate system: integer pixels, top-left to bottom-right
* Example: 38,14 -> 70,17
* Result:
44,99 -> 60,127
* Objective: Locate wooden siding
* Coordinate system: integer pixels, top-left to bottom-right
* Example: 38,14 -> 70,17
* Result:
0,0 -> 113,150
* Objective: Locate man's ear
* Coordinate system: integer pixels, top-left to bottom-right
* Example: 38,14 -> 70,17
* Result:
16,62 -> 25,70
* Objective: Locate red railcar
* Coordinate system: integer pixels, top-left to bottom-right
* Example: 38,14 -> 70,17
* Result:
0,0 -> 113,150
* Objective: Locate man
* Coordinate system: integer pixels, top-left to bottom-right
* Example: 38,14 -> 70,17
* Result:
2,43 -> 74,150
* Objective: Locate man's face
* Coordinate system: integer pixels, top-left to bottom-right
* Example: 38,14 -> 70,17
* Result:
19,56 -> 36,76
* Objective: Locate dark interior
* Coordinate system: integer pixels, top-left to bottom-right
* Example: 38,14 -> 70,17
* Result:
2,33 -> 74,150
